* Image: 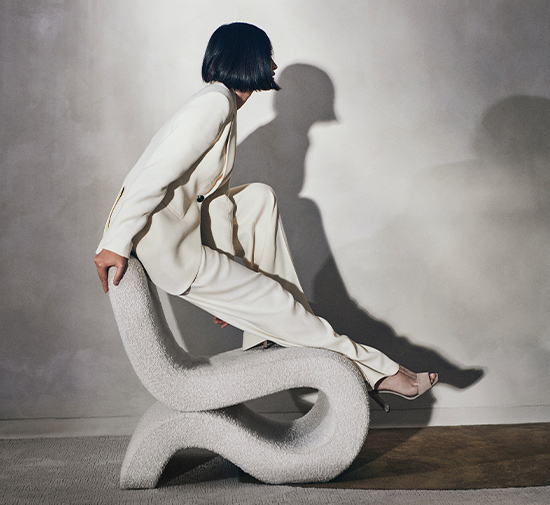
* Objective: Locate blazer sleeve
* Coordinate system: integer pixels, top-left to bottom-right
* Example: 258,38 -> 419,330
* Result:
96,90 -> 232,258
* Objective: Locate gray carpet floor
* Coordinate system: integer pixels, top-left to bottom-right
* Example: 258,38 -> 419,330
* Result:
1,436 -> 549,505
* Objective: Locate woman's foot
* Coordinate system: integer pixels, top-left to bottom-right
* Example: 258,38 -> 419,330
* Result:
368,366 -> 438,413
374,366 -> 438,399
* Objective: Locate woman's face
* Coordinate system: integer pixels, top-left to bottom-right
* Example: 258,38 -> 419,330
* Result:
271,58 -> 278,77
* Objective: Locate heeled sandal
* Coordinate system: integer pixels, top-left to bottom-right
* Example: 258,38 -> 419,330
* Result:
368,366 -> 438,413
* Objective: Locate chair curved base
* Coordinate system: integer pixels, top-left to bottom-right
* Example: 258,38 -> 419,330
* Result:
121,394 -> 368,488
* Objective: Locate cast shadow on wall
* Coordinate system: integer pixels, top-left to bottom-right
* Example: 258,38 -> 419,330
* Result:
168,64 -> 483,426
474,94 -> 550,211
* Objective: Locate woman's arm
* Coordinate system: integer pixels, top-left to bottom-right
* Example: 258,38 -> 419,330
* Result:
95,89 -> 232,291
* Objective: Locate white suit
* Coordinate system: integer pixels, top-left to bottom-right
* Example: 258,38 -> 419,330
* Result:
97,83 -> 237,295
97,83 -> 399,386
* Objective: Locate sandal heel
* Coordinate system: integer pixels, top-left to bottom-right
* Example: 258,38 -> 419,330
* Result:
368,390 -> 391,413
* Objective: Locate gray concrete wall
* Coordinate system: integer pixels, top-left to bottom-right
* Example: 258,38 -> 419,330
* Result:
1,0 -> 549,433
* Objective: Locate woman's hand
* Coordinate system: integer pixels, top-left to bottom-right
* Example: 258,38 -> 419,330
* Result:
213,317 -> 229,329
94,249 -> 127,293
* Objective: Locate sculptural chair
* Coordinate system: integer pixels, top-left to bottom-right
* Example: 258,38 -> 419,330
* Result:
108,256 -> 370,488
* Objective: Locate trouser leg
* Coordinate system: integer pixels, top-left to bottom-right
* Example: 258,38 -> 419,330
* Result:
229,183 -> 312,349
182,245 -> 399,386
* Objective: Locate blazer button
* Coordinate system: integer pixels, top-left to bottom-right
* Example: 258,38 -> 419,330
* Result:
197,195 -> 204,203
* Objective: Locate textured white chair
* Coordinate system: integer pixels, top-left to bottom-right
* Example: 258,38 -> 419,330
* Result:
108,256 -> 370,488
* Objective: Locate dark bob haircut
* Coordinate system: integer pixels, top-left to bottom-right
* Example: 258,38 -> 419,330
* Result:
202,22 -> 280,92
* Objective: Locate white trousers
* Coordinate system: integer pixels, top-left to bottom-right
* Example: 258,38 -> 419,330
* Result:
182,183 -> 399,386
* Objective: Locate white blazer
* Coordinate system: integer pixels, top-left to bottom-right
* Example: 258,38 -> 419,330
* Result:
96,83 -> 238,294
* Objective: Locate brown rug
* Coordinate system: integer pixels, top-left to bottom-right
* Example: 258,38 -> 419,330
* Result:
301,423 -> 550,490
1,424 -> 548,499
1,435 -> 549,504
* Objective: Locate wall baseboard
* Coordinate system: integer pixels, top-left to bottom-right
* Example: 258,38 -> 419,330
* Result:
1,406 -> 548,439
0,416 -> 141,439
369,404 -> 550,429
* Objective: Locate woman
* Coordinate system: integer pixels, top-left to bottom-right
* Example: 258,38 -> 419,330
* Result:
94,22 -> 437,410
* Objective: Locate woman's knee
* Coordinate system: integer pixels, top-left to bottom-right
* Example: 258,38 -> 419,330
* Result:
240,182 -> 278,209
